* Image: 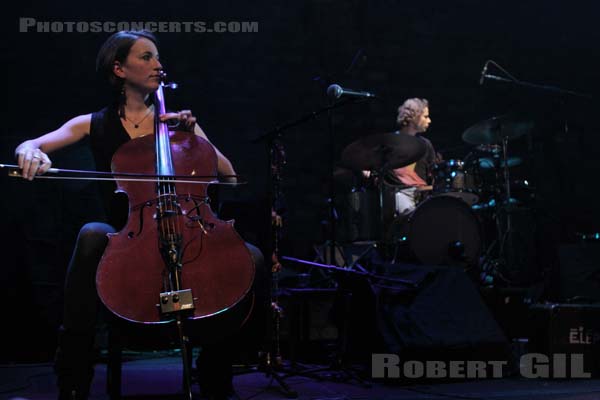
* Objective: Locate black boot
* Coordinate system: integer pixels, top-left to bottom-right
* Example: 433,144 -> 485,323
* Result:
54,326 -> 96,400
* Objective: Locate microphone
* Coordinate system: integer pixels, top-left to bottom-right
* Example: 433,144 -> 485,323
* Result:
479,61 -> 490,85
327,84 -> 376,99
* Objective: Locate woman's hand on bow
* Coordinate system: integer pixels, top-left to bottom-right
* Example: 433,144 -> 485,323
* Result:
15,143 -> 52,180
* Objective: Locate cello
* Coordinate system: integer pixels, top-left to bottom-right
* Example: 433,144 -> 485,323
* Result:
95,73 -> 256,398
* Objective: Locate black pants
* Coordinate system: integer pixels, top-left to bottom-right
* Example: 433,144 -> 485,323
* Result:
57,222 -> 265,397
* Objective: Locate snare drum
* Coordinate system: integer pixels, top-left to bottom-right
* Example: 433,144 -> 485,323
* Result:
432,159 -> 480,205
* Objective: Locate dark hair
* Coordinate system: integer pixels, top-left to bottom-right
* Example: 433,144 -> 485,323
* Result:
95,30 -> 158,89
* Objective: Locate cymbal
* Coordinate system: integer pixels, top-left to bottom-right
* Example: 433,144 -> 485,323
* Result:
462,113 -> 534,145
475,144 -> 501,153
478,156 -> 522,169
339,131 -> 427,171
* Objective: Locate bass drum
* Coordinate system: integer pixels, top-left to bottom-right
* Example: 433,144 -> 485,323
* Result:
389,196 -> 482,266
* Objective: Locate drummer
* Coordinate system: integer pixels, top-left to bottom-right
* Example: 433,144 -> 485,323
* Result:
365,98 -> 441,217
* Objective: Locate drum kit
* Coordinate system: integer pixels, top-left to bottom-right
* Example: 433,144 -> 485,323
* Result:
335,113 -> 534,271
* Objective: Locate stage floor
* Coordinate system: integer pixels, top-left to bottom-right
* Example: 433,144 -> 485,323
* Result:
3,355 -> 600,400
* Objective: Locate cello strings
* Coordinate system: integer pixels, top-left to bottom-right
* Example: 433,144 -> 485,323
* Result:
162,179 -> 181,271
172,180 -> 183,267
157,178 -> 169,273
167,180 -> 178,264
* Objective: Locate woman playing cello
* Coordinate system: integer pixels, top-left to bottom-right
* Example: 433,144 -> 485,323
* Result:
15,30 -> 262,400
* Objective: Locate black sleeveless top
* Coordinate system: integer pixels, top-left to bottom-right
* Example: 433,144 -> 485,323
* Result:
89,105 -> 152,229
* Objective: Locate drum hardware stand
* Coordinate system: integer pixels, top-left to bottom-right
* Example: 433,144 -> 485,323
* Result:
481,60 -> 591,267
475,61 -> 593,288
375,168 -> 387,242
480,133 -> 522,286
390,235 -> 410,265
498,135 -> 514,257
476,132 -> 515,286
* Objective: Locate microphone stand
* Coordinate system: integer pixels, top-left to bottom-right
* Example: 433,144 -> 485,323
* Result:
250,97 -> 360,398
324,95 -> 378,267
251,98 -> 358,145
481,69 -> 592,287
327,96 -> 340,267
253,97 -> 361,267
482,73 -> 592,100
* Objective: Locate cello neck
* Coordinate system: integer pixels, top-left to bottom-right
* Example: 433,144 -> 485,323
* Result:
154,79 -> 175,177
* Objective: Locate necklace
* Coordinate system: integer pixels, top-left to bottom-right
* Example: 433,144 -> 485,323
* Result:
123,106 -> 153,129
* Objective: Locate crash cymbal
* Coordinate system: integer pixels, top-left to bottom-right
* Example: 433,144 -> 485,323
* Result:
462,113 -> 534,145
478,156 -> 522,169
339,131 -> 427,171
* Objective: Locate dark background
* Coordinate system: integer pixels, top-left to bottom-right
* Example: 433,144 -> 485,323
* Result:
1,1 -> 600,361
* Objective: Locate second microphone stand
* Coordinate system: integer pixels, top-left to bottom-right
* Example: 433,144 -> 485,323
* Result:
480,61 -> 593,287
252,95 -> 372,398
